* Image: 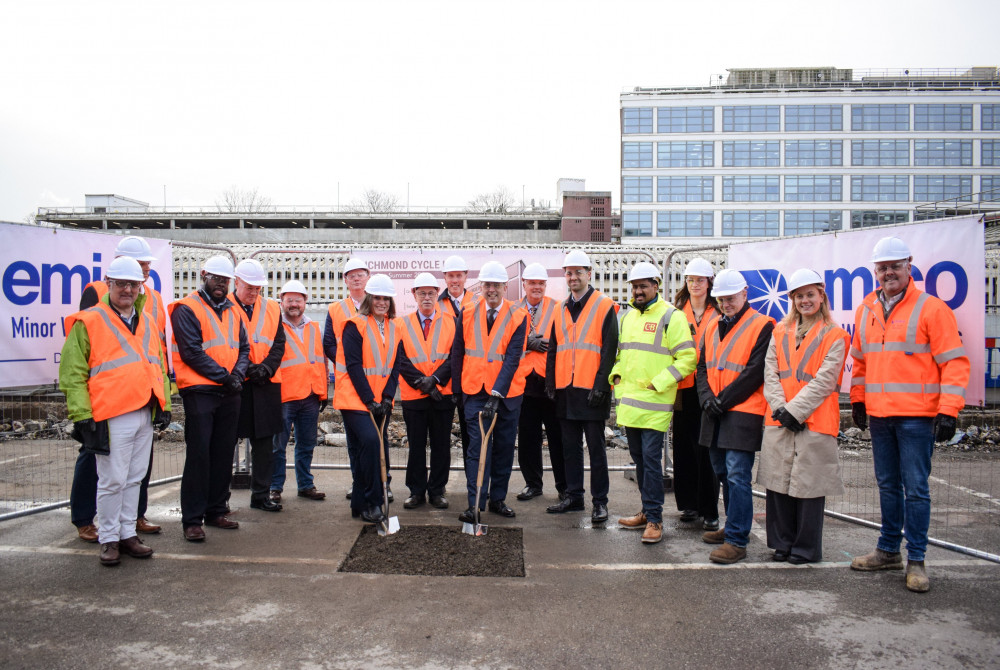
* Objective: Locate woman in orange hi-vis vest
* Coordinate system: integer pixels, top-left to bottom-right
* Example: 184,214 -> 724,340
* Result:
759,269 -> 848,565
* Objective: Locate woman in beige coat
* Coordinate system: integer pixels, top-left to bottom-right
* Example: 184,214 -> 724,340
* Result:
759,269 -> 848,564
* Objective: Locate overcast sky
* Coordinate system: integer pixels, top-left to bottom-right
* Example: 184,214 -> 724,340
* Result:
2,0 -> 998,222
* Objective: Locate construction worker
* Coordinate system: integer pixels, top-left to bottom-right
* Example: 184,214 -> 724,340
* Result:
439,254 -> 477,460
70,235 -> 167,542
336,274 -> 404,523
169,255 -> 250,541
452,261 -> 527,522
671,258 -> 721,531
514,262 -> 565,502
398,272 -> 455,510
230,259 -> 285,513
271,280 -> 328,503
612,262 -> 696,544
759,269 -> 848,564
849,236 -> 970,592
60,256 -> 171,565
545,250 -> 618,524
696,268 -> 774,564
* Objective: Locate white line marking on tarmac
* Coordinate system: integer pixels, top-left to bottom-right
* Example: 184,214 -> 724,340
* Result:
0,454 -> 40,466
0,544 -> 344,567
929,475 -> 1000,508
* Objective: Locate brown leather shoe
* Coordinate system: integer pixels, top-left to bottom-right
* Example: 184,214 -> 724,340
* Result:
618,511 -> 647,529
119,536 -> 154,558
205,515 -> 239,529
702,528 -> 726,544
905,560 -> 930,593
297,487 -> 326,501
641,522 -> 664,544
99,541 -> 120,566
709,543 -> 747,564
136,517 -> 161,534
183,525 -> 206,542
850,549 -> 904,571
77,524 -> 99,543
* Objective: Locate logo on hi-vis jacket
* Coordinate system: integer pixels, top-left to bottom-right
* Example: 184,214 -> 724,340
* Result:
643,322 -> 657,333
741,269 -> 788,321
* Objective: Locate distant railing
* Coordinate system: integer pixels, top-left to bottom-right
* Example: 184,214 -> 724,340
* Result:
36,205 -> 562,218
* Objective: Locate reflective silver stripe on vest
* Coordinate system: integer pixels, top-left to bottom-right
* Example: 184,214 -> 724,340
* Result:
86,306 -> 152,378
713,312 -> 764,372
467,302 -> 486,358
619,397 -> 674,413
555,296 -> 607,355
361,319 -> 396,377
859,292 -> 930,356
941,384 -> 967,397
666,365 -> 684,382
793,324 -> 833,383
280,325 -> 320,369
865,382 -> 965,398
485,306 -> 513,363
194,297 -> 239,350
618,306 -> 679,356
934,346 -> 967,364
403,315 -> 430,364
669,340 -> 695,355
429,317 -> 447,362
851,376 -> 865,387
403,313 -> 448,364
249,299 -> 276,346
521,297 -> 556,336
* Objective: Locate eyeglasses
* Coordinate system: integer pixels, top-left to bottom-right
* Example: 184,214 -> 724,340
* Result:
874,261 -> 908,274
205,273 -> 231,283
109,280 -> 142,290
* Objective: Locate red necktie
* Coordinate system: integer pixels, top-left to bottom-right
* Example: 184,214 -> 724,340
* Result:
422,317 -> 431,339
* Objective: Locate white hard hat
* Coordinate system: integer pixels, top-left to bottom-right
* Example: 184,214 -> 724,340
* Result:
628,261 -> 661,283
561,249 -> 592,268
279,279 -> 308,300
443,255 -> 468,272
366,273 -> 396,297
683,258 -> 715,278
871,236 -> 912,263
412,272 -> 440,290
344,258 -> 370,274
522,263 -> 548,281
787,268 -> 825,294
234,259 -> 268,287
478,261 -> 509,283
202,255 -> 235,278
711,269 -> 748,297
114,235 -> 156,262
105,256 -> 145,282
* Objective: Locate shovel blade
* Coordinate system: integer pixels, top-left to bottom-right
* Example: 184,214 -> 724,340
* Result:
461,521 -> 488,536
377,516 -> 400,537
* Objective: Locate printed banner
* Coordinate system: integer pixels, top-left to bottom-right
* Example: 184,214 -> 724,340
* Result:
0,223 -> 173,387
728,216 -> 985,405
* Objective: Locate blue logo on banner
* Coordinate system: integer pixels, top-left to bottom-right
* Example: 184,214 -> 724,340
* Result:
741,269 -> 788,321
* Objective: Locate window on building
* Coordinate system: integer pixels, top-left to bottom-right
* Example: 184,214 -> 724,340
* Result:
722,140 -> 779,167
623,177 -> 653,203
657,176 -> 714,202
851,104 -> 910,131
913,175 -> 973,201
785,140 -> 842,166
657,211 -> 713,237
721,210 -> 779,236
623,108 -> 653,134
983,140 -> 999,166
984,105 -> 1000,131
656,106 -> 714,133
913,139 -> 972,166
851,175 -> 909,201
622,211 -> 653,236
784,105 -> 843,131
850,210 -> 910,228
784,176 -> 842,202
623,142 -> 653,168
722,176 -> 780,202
914,104 -> 973,131
657,141 -> 714,167
722,106 -> 780,132
851,139 -> 909,166
784,210 -> 843,235
983,176 -> 1000,202
592,207 -> 605,216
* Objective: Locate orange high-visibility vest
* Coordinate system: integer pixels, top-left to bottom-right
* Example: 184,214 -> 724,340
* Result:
64,302 -> 166,422
439,290 -> 476,319
703,307 -> 774,416
399,309 -> 455,401
328,297 -> 359,378
678,302 -> 719,390
334,315 -> 402,411
553,291 -> 614,390
516,295 -> 558,379
764,320 -> 849,436
279,320 -> 328,403
168,292 -> 241,389
230,294 -> 283,384
86,280 -> 167,354
461,300 -> 528,398
850,279 -> 970,418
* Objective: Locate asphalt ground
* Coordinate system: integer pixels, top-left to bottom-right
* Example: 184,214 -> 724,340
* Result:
1,467 -> 998,669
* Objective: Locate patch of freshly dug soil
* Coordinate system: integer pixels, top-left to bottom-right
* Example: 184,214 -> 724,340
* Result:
339,524 -> 525,577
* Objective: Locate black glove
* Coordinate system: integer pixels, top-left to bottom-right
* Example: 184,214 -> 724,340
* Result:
72,418 -> 96,442
153,410 -> 172,431
851,402 -> 868,431
545,385 -> 555,401
526,334 -> 548,352
417,376 -> 437,394
481,395 -> 500,426
319,399 -> 329,413
772,407 -> 805,433
248,364 -> 271,385
224,374 -> 243,394
702,397 -> 724,418
379,399 -> 393,419
932,413 -> 957,442
429,388 -> 444,402
73,418 -> 109,455
587,389 -> 609,408
367,401 -> 384,422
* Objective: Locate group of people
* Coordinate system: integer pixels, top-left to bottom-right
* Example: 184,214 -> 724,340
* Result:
59,234 -> 970,593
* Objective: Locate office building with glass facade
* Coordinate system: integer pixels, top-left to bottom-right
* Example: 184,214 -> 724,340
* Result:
620,67 -> 1000,243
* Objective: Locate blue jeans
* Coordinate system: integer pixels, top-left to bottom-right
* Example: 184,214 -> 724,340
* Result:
463,393 -> 521,510
869,416 -> 934,561
625,427 -> 665,523
708,447 -> 756,548
271,395 -> 320,492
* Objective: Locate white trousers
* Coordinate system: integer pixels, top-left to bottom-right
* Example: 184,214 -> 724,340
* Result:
96,406 -> 153,544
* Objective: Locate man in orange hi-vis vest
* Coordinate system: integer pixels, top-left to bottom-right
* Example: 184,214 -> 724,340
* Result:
439,254 -> 477,460
848,236 -> 970,593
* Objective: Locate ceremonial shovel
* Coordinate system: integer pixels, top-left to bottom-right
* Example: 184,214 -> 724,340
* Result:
370,410 -> 400,536
462,410 -> 498,537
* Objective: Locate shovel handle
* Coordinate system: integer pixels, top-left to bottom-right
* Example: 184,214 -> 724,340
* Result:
472,409 -> 498,518
369,409 -> 390,516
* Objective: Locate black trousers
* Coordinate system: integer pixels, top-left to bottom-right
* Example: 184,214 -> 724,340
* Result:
517,394 -> 565,493
561,419 -> 609,505
180,392 -> 241,526
403,405 -> 452,498
672,386 -> 720,520
342,409 -> 391,512
765,490 -> 826,562
456,397 -> 470,461
248,435 -> 275,500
